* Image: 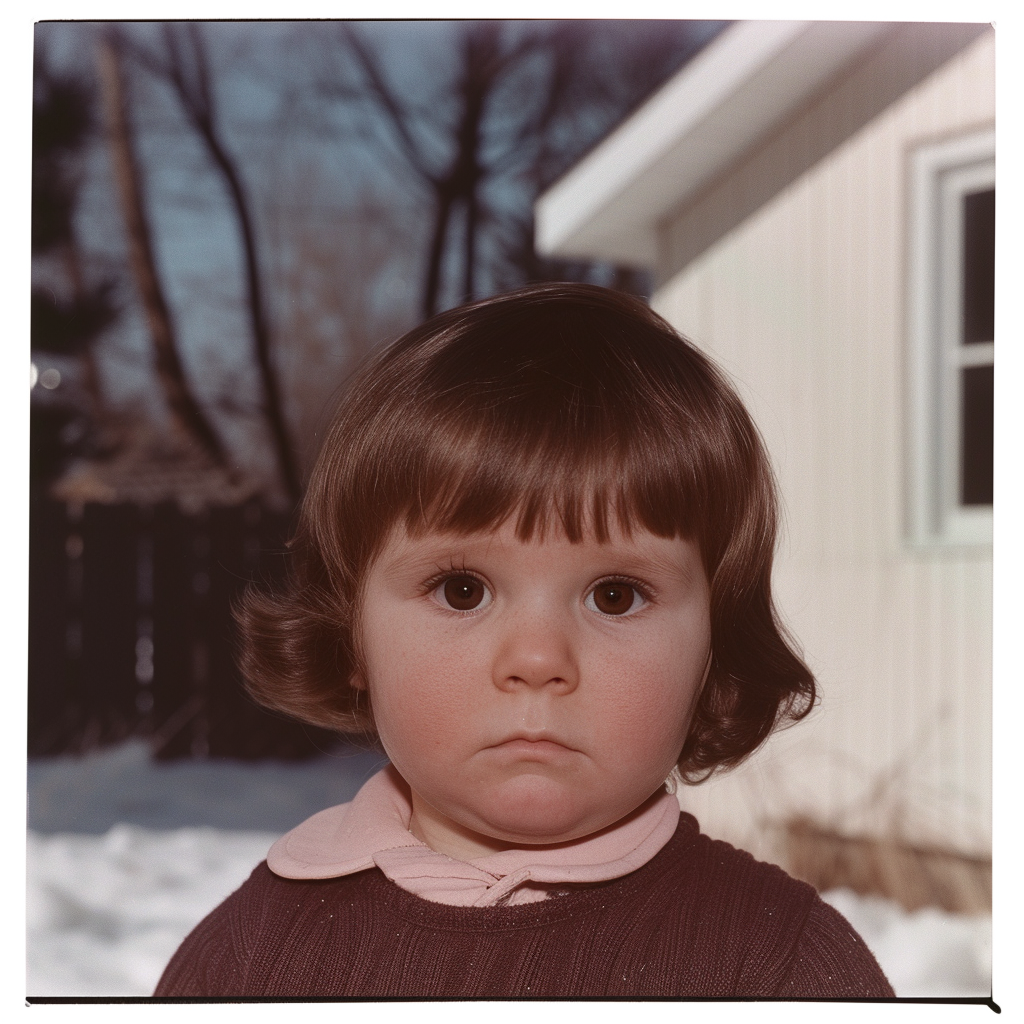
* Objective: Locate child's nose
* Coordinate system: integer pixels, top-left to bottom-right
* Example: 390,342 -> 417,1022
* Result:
491,609 -> 579,693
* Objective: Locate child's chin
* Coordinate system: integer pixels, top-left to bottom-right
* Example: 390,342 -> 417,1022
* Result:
476,774 -> 607,845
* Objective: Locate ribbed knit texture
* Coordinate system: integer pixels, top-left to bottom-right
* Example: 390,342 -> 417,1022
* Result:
155,814 -> 894,998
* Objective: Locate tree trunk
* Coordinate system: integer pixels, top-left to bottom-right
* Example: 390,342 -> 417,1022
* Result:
96,33 -> 228,468
166,24 -> 301,503
195,122 -> 301,503
422,190 -> 454,319
462,194 -> 477,304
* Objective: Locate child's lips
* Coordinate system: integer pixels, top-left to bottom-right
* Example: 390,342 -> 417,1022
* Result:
488,736 -> 579,761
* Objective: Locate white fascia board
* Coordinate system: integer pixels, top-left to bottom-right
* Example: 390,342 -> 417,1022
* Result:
535,20 -> 891,267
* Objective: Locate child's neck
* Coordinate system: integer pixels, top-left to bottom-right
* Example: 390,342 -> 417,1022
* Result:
409,802 -> 515,861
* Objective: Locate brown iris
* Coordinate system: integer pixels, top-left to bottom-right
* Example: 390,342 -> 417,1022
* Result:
591,582 -> 637,615
442,576 -> 486,610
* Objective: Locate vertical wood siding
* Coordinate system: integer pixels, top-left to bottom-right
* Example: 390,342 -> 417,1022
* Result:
655,32 -> 994,862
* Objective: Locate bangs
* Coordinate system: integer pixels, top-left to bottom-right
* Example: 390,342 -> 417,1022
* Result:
399,410 -> 703,546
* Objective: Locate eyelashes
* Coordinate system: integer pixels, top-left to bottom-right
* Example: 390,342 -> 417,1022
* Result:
424,570 -> 651,617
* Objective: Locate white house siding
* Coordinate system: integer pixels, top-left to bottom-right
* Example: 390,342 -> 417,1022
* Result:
655,31 -> 994,864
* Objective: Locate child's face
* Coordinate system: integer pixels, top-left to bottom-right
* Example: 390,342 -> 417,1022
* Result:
353,518 -> 711,861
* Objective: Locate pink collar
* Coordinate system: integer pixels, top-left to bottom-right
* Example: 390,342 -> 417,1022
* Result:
267,765 -> 680,907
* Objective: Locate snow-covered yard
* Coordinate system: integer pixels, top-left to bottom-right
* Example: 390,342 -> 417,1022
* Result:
26,742 -> 991,998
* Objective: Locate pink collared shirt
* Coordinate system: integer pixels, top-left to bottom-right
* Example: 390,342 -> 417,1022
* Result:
268,765 -> 680,907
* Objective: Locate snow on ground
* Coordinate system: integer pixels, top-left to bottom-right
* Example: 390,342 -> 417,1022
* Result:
28,825 -> 277,997
26,741 -> 991,998
820,889 -> 990,998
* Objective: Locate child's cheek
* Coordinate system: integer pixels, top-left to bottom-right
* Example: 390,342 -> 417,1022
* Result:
368,625 -> 484,758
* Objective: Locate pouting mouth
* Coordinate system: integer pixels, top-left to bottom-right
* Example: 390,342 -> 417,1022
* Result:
488,734 -> 580,754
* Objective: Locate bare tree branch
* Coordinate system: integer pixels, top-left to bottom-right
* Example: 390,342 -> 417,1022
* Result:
96,29 -> 229,469
341,24 -> 440,187
149,23 -> 302,503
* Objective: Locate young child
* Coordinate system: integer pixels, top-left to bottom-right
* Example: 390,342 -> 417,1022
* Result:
155,283 -> 893,998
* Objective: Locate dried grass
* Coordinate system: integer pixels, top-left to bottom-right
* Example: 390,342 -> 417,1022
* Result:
781,817 -> 991,915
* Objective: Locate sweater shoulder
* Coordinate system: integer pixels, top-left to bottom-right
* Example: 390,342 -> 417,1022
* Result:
778,897 -> 895,997
657,817 -> 892,996
154,861 -> 312,997
667,816 -> 821,920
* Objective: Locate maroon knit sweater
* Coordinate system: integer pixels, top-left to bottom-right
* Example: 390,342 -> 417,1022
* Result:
155,813 -> 893,999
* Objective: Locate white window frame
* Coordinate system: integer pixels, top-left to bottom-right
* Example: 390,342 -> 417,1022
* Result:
907,127 -> 994,548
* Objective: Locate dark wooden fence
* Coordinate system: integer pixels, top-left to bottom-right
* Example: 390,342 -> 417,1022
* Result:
28,495 -> 339,759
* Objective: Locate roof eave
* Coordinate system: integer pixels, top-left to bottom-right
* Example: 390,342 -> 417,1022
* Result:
535,20 -> 895,267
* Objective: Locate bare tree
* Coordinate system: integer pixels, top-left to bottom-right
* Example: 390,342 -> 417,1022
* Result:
126,23 -> 302,503
341,22 -> 516,318
334,20 -> 723,316
96,30 -> 228,468
31,39 -> 124,485
74,20 -> 722,500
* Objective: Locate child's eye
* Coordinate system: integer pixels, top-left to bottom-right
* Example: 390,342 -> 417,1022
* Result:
585,580 -> 647,616
435,575 -> 491,612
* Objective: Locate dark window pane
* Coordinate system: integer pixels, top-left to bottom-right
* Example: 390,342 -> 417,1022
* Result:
962,188 -> 995,345
961,364 -> 993,505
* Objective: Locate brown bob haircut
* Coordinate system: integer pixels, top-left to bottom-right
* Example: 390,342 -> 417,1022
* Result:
238,282 -> 815,783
